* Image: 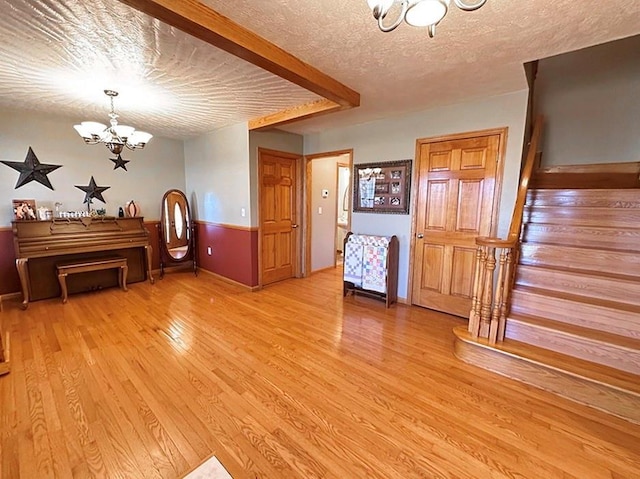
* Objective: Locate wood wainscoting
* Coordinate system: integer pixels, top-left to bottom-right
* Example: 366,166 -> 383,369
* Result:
0,268 -> 638,478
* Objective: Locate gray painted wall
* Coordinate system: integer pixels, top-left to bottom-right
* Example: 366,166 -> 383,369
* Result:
535,35 -> 640,166
305,90 -> 529,300
0,109 -> 185,226
184,123 -> 251,225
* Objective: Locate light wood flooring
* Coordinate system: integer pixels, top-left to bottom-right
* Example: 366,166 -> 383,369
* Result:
1,268 -> 639,478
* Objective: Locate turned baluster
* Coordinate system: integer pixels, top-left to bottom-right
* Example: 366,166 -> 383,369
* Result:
497,249 -> 514,341
489,248 -> 508,344
479,247 -> 496,338
474,246 -> 488,337
468,245 -> 485,337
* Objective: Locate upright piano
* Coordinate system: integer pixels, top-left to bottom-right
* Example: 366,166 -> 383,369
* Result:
12,216 -> 154,308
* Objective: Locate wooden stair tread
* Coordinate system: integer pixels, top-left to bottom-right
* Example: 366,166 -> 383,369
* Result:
521,223 -> 640,252
515,264 -> 640,307
523,206 -> 640,228
521,239 -> 640,254
519,243 -> 640,273
525,204 -> 640,211
516,263 -> 640,283
526,188 -> 640,208
454,326 -> 640,396
507,313 -> 640,351
510,287 -> 640,340
512,285 -> 640,314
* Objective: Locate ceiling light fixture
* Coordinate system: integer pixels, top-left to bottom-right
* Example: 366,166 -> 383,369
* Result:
366,0 -> 487,37
74,90 -> 153,155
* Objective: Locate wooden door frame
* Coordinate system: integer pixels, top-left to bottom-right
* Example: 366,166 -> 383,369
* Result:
334,162 -> 351,266
257,147 -> 304,288
407,127 -> 508,306
303,149 -> 354,276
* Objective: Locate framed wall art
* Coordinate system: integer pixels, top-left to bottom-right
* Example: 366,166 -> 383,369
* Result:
353,159 -> 412,214
12,199 -> 37,220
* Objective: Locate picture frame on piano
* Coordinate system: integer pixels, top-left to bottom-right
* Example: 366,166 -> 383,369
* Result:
12,199 -> 37,221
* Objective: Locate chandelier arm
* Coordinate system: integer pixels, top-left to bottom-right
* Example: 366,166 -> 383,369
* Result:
453,0 -> 487,12
376,1 -> 409,33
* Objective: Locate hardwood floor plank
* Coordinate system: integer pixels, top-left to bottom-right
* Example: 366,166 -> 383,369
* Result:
88,349 -> 165,479
57,360 -> 108,478
118,377 -> 184,478
15,362 -> 38,479
1,269 -> 639,478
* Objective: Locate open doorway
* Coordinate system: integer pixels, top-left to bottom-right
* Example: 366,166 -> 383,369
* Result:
305,150 -> 353,274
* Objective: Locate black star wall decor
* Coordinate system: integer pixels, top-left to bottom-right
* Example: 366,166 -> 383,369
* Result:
1,147 -> 62,190
75,176 -> 110,204
110,154 -> 130,171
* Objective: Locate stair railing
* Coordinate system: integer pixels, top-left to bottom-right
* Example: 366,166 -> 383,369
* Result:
468,116 -> 543,344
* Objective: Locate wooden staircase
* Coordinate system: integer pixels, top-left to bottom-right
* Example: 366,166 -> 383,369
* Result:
455,160 -> 640,424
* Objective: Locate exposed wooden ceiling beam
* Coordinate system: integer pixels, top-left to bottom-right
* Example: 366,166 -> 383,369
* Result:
117,0 -> 360,129
248,99 -> 343,131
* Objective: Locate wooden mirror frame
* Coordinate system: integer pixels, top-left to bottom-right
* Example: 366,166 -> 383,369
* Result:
158,189 -> 197,278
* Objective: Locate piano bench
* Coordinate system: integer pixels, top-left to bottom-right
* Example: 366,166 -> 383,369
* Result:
56,256 -> 128,304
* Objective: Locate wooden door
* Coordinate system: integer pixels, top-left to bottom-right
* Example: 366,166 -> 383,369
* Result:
259,151 -> 298,285
412,133 -> 502,317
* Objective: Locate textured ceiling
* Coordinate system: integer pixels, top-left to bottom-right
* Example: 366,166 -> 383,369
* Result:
0,0 -> 322,139
203,0 -> 640,134
0,0 -> 639,139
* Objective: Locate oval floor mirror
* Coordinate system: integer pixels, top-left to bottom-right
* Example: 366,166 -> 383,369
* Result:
158,189 -> 197,278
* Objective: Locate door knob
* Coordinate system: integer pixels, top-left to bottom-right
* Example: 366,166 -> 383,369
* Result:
417,233 -> 424,239
292,224 -> 299,229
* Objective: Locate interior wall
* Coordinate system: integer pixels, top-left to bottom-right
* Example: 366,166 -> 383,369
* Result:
304,90 -> 529,300
534,35 -> 640,166
310,155 -> 341,272
184,122 -> 251,226
0,109 -> 185,226
184,122 -> 259,286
